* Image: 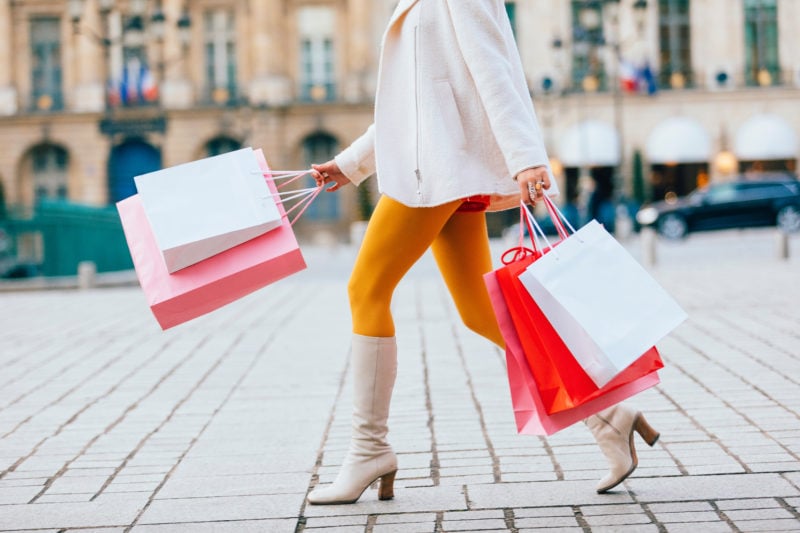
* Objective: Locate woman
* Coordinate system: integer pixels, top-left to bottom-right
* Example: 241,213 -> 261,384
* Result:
307,0 -> 658,505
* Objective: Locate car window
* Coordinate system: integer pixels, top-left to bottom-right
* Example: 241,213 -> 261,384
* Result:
705,183 -> 737,203
736,182 -> 793,200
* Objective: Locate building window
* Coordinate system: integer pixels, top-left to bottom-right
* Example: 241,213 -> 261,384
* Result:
571,1 -> 607,92
30,17 -> 63,111
31,145 -> 68,202
505,2 -> 517,36
298,7 -> 336,102
204,10 -> 237,105
658,0 -> 692,89
743,0 -> 779,86
302,133 -> 339,220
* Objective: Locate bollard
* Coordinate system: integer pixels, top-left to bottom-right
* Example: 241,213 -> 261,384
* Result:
77,261 -> 97,290
615,205 -> 633,241
641,227 -> 657,267
776,230 -> 790,260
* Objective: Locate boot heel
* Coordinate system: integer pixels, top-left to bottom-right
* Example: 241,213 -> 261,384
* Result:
634,414 -> 660,446
378,470 -> 397,501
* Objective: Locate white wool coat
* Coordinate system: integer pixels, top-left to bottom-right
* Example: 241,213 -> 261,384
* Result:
334,0 -> 557,211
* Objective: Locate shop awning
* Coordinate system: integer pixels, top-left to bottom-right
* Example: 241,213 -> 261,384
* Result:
646,117 -> 711,164
734,113 -> 798,160
558,120 -> 620,167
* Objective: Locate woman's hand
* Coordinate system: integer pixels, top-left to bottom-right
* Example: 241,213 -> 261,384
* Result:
311,160 -> 351,192
516,166 -> 551,206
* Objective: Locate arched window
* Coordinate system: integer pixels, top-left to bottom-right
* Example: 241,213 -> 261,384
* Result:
206,136 -> 242,157
30,144 -> 68,202
302,133 -> 339,220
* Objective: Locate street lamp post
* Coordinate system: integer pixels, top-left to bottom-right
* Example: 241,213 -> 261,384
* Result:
68,0 -> 191,110
573,0 -> 648,223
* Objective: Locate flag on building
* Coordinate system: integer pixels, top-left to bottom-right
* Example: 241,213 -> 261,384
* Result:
619,58 -> 659,96
113,57 -> 159,106
619,60 -> 639,93
639,62 -> 658,95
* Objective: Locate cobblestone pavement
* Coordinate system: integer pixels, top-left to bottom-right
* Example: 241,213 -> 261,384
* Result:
0,229 -> 799,532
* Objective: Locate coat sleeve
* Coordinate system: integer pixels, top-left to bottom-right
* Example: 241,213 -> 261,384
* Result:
334,124 -> 376,186
443,0 -> 551,181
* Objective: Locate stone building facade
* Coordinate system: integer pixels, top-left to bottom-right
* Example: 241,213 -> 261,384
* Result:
0,0 -> 797,239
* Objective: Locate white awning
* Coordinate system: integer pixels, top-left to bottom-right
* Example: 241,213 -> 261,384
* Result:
734,113 -> 799,160
558,120 -> 620,167
646,117 -> 711,164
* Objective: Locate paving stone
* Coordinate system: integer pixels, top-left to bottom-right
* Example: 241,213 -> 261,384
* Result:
727,518 -> 800,531
579,504 -> 643,516
715,498 -> 781,511
648,501 -> 714,513
624,474 -> 799,502
372,525 -> 436,533
512,507 -> 575,518
131,519 -> 298,532
723,507 -> 794,521
653,511 -> 721,523
583,513 -> 654,526
0,485 -> 41,504
303,515 -> 368,527
663,522 -> 733,533
137,494 -> 303,524
439,518 -> 508,530
0,494 -> 143,529
375,512 -> 437,524
155,473 -> 307,499
514,516 -> 580,528
467,480 -> 634,509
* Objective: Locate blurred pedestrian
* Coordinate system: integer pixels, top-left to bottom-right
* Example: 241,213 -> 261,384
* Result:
308,0 -> 658,505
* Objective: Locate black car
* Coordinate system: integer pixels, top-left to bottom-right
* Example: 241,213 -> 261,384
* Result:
635,173 -> 800,239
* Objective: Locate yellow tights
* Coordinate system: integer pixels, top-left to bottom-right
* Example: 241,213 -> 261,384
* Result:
349,195 -> 505,348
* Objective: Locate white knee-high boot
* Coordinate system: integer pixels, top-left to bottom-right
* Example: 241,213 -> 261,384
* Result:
585,404 -> 660,493
307,334 -> 398,505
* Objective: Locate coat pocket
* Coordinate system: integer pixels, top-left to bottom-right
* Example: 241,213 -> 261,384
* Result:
431,80 -> 467,151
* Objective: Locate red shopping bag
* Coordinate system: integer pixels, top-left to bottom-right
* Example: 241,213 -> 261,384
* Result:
496,257 -> 663,414
485,267 -> 661,435
117,149 -> 316,330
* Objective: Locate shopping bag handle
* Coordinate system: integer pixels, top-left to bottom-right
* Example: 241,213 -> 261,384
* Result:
501,205 -> 542,265
521,201 -> 559,255
256,169 -> 314,190
254,169 -> 322,225
280,186 -> 321,226
541,195 -> 577,239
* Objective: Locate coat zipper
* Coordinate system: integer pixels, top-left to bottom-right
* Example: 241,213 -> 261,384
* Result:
413,25 -> 423,204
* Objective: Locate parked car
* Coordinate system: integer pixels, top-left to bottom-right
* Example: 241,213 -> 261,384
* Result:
635,173 -> 800,239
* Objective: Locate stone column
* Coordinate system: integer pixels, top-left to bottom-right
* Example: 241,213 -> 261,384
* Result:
72,0 -> 105,112
343,0 -> 371,102
779,0 -> 800,86
0,0 -> 17,115
248,0 -> 291,106
160,0 -> 193,108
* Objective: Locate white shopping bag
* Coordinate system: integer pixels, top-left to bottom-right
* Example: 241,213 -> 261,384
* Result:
519,201 -> 687,387
134,147 -> 282,273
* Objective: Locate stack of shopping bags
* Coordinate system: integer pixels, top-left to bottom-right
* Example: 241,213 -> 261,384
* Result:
484,197 -> 687,435
117,148 -> 319,329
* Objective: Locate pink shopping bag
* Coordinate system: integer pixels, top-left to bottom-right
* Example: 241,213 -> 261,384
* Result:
484,268 -> 660,435
117,149 -> 308,330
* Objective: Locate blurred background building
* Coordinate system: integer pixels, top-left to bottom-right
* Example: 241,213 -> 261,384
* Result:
0,0 -> 798,256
